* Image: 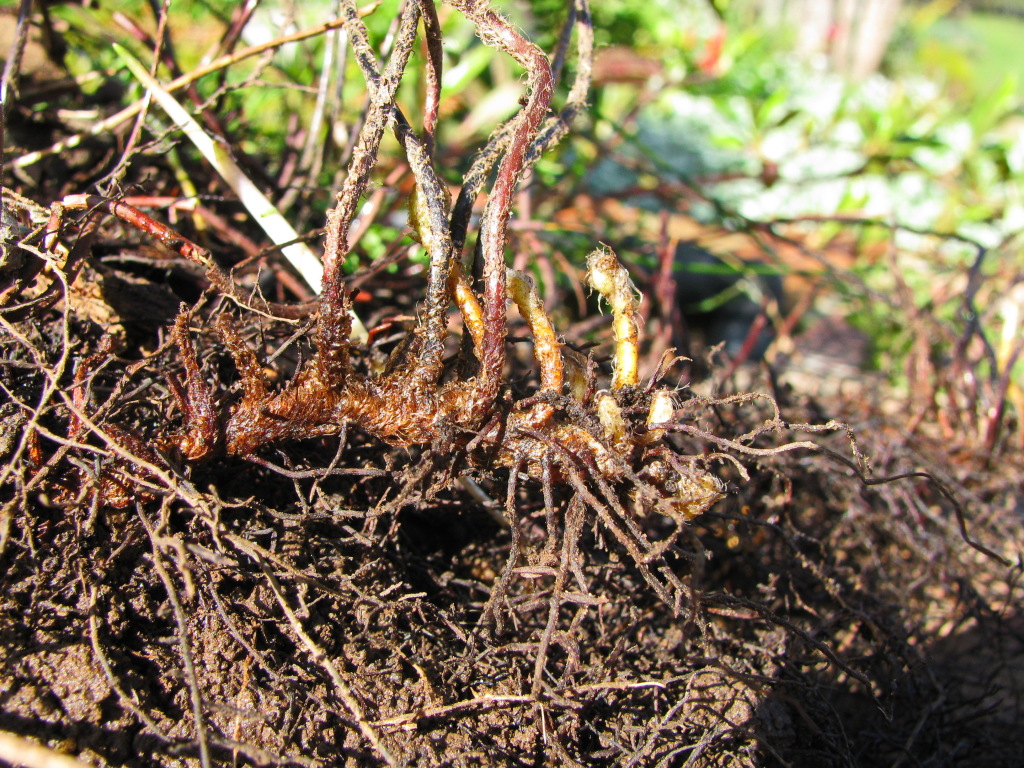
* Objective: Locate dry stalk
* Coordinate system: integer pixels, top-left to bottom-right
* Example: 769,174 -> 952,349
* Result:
252,552 -> 401,768
136,501 -> 212,768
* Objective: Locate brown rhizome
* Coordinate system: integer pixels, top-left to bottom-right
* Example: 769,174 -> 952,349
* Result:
45,0 -> 743,616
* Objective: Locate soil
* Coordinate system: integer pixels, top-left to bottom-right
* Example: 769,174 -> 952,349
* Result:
3,216 -> 1021,768
2,6 -> 1023,768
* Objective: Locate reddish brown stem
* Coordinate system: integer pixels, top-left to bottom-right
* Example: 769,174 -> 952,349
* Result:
171,314 -> 220,460
451,0 -> 592,257
337,0 -> 457,386
59,194 -> 312,320
449,0 -> 554,414
421,0 -> 443,152
316,1 -> 422,385
322,0 -> 422,286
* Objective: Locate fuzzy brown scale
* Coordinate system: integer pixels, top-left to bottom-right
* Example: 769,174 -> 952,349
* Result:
176,323 -> 472,458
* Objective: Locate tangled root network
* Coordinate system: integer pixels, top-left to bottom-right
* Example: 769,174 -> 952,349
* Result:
56,0 -> 725,612
164,246 -> 724,609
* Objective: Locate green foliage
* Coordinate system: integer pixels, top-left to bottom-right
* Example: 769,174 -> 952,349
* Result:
530,0 -> 1022,398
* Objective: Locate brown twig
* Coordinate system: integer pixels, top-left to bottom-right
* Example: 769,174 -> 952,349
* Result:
136,501 -> 212,768
58,194 -> 314,320
250,552 -> 401,767
420,0 -> 443,151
